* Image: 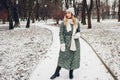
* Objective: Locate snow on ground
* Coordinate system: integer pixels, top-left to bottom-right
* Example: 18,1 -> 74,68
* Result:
81,19 -> 120,80
0,25 -> 52,80
29,22 -> 114,80
81,19 -> 120,30
0,19 -> 119,80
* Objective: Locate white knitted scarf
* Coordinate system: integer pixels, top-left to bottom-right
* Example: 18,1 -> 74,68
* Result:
66,19 -> 77,51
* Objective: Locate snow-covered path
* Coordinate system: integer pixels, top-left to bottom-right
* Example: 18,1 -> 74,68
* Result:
29,22 -> 114,80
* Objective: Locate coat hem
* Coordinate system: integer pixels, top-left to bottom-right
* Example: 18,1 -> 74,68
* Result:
58,64 -> 80,70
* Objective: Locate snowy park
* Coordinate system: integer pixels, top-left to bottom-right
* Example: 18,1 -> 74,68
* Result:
0,19 -> 119,80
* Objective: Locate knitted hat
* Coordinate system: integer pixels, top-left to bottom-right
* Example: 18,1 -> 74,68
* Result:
66,7 -> 75,15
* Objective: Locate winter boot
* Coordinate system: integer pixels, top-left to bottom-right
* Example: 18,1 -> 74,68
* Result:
50,66 -> 61,79
69,70 -> 73,79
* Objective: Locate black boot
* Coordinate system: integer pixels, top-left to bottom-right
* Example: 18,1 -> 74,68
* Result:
69,70 -> 73,79
50,66 -> 61,79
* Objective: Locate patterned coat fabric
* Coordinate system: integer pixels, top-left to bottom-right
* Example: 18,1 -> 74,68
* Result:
57,21 -> 80,70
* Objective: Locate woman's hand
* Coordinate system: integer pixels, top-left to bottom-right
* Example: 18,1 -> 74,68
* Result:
60,43 -> 65,52
74,32 -> 81,39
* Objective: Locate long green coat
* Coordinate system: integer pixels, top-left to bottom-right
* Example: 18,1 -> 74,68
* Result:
57,21 -> 80,70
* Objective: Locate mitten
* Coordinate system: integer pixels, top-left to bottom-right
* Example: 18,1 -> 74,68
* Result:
74,32 -> 80,39
60,43 -> 65,52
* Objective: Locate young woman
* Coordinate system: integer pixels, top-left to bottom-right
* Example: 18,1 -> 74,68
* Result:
50,7 -> 81,79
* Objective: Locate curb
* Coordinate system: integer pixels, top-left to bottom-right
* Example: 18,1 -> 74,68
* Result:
80,36 -> 117,80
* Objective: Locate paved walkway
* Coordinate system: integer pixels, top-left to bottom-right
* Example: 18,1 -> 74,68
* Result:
29,23 -> 114,80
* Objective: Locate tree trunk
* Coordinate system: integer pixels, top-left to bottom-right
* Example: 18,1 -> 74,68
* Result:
31,12 -> 35,23
8,8 -> 14,30
26,0 -> 34,28
31,2 -> 35,23
96,0 -> 100,22
87,12 -> 92,29
81,0 -> 87,25
73,0 -> 76,16
56,20 -> 59,24
2,19 -> 6,24
86,0 -> 93,29
6,0 -> 14,30
65,0 -> 69,9
13,6 -> 20,27
112,0 -> 117,19
26,15 -> 30,28
118,0 -> 120,21
101,5 -> 104,20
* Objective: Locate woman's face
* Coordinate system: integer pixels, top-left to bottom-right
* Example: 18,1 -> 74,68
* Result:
66,12 -> 72,19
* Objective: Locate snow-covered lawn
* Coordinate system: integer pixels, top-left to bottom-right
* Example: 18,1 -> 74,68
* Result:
0,19 -> 119,80
30,22 -> 114,80
0,26 -> 52,80
81,19 -> 120,29
81,19 -> 120,80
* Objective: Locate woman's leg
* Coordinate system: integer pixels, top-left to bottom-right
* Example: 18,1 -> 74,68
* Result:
69,69 -> 73,79
50,66 -> 61,79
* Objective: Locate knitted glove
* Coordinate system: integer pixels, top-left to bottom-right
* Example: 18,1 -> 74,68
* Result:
60,44 -> 65,52
74,32 -> 80,39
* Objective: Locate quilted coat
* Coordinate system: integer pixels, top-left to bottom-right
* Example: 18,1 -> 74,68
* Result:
57,21 -> 80,70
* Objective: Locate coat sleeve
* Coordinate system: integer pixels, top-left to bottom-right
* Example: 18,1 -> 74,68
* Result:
59,22 -> 65,44
76,22 -> 80,32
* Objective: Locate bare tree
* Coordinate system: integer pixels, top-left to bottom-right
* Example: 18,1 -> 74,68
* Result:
73,0 -> 77,16
118,0 -> 120,21
101,0 -> 110,20
0,0 -> 8,24
26,0 -> 34,28
81,0 -> 87,25
105,0 -> 110,19
7,0 -> 14,29
112,0 -> 117,19
96,0 -> 100,22
65,0 -> 69,9
86,0 -> 93,29
6,0 -> 20,30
